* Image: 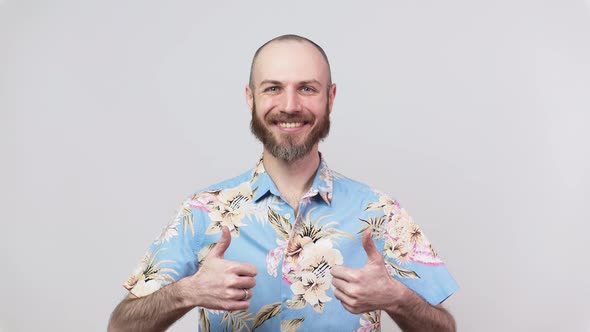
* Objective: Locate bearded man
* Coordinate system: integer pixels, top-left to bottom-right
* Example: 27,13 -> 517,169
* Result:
108,34 -> 458,332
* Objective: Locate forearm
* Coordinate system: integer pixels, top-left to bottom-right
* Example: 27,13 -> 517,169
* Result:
385,289 -> 456,332
108,280 -> 194,332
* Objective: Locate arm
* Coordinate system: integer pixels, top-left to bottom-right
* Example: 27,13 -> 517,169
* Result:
331,229 -> 456,332
108,227 -> 257,332
108,282 -> 194,332
385,290 -> 455,332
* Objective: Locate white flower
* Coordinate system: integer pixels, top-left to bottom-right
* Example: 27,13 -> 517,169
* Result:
155,220 -> 179,244
288,239 -> 343,312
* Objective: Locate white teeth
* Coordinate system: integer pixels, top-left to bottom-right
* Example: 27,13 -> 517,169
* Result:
279,122 -> 303,128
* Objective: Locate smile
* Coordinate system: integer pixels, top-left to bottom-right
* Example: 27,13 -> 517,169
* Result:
278,122 -> 305,128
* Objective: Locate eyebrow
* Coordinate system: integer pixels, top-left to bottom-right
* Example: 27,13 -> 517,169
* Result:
259,80 -> 283,87
258,79 -> 322,87
299,80 -> 322,86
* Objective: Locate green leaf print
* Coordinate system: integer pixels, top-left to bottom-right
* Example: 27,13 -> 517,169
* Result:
252,302 -> 281,330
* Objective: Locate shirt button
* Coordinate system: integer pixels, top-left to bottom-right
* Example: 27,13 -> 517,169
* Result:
284,213 -> 291,219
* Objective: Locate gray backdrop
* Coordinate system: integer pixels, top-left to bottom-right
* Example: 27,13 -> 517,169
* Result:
2,0 -> 589,331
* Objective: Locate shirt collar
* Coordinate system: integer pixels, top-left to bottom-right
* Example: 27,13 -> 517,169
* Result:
250,153 -> 333,205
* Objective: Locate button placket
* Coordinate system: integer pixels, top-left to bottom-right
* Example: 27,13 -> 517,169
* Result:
279,201 -> 297,322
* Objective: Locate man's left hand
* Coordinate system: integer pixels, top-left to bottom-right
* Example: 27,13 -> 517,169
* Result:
331,229 -> 408,314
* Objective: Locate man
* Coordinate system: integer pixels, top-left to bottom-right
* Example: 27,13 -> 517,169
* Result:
108,34 -> 458,332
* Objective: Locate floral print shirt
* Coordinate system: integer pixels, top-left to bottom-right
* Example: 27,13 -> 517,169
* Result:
124,156 -> 458,331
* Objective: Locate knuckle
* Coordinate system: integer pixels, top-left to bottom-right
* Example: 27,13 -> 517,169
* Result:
223,279 -> 232,288
223,288 -> 234,299
225,263 -> 237,274
226,276 -> 238,288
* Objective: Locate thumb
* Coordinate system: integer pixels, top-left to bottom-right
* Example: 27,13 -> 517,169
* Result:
362,228 -> 382,263
209,226 -> 231,258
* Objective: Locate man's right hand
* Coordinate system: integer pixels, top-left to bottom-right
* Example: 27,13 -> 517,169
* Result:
181,226 -> 257,311
108,226 -> 257,332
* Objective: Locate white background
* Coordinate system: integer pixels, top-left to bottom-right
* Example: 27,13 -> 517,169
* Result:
2,0 -> 589,331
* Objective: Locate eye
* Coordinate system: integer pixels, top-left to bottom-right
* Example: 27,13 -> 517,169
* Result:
264,86 -> 281,93
300,86 -> 316,93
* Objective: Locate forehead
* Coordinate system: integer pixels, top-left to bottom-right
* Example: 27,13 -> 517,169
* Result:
252,40 -> 330,86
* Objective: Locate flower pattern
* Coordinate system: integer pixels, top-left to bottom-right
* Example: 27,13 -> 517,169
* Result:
124,156 -> 457,331
288,239 -> 343,313
123,249 -> 178,297
191,182 -> 255,236
366,193 -> 444,267
355,311 -> 381,332
266,239 -> 287,277
154,220 -> 179,245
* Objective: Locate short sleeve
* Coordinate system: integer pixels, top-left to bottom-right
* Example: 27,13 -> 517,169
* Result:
123,198 -> 201,297
382,198 -> 458,305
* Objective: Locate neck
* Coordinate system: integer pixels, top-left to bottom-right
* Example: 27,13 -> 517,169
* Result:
262,146 -> 321,210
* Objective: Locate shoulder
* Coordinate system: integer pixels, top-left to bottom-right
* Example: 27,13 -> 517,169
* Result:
330,169 -> 398,202
171,168 -> 254,218
185,169 -> 253,204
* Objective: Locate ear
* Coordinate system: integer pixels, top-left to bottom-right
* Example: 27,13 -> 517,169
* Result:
245,85 -> 254,113
328,83 -> 337,114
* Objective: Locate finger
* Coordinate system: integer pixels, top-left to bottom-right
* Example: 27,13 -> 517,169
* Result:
229,276 -> 256,289
222,300 -> 250,311
242,288 -> 253,300
341,302 -> 361,315
341,302 -> 357,314
334,288 -> 364,315
209,226 -> 231,258
362,228 -> 382,262
333,287 -> 355,306
330,265 -> 355,281
229,288 -> 254,301
232,263 -> 258,277
331,276 -> 350,294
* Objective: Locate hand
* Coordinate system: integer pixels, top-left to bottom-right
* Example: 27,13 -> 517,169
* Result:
331,229 -> 409,314
183,226 -> 257,311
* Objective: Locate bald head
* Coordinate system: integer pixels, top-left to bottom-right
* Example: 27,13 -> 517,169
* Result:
248,34 -> 332,90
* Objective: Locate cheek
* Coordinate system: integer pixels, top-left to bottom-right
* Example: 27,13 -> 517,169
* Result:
256,98 -> 278,114
306,100 -> 329,116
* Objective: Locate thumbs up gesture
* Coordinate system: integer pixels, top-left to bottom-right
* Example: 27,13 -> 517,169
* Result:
331,229 -> 409,314
184,226 -> 257,311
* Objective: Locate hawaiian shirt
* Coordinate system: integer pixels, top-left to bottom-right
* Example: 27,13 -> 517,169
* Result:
124,155 -> 458,332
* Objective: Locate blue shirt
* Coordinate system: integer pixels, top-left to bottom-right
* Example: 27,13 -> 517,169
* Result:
124,156 -> 458,331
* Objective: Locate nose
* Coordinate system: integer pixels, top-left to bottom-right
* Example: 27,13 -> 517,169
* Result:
282,88 -> 301,113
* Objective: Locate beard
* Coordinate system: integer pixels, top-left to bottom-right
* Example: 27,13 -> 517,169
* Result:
250,100 -> 331,162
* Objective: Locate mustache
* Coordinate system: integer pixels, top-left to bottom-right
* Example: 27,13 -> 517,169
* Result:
265,113 -> 315,123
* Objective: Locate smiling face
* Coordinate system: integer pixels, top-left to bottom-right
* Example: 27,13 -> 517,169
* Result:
246,39 -> 336,162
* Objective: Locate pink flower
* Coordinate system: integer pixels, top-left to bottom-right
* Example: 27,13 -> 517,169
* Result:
354,313 -> 380,332
354,319 -> 377,332
266,239 -> 287,277
189,194 -> 215,213
281,262 -> 299,285
410,244 -> 443,266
